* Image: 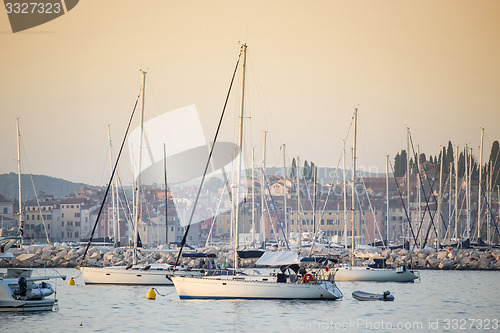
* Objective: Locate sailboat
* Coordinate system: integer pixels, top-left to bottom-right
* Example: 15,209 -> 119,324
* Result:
172,250 -> 342,300
80,71 -> 207,286
0,234 -> 21,259
0,119 -> 66,312
333,109 -> 418,283
170,44 -> 343,300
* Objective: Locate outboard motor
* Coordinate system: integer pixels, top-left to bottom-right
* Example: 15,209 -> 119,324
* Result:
18,277 -> 27,296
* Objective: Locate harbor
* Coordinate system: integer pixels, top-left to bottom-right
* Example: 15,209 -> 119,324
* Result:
1,0 -> 500,331
2,244 -> 500,271
1,268 -> 499,332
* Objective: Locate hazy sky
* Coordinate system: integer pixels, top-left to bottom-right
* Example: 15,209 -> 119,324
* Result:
1,1 -> 499,186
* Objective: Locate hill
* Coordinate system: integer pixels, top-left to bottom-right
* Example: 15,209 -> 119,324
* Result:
0,173 -> 90,200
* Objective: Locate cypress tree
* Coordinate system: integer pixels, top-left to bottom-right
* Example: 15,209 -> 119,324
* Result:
458,152 -> 465,178
303,160 -> 310,180
290,158 -> 297,179
489,141 -> 500,186
446,141 -> 454,165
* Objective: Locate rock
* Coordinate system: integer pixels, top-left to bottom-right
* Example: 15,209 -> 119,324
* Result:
438,259 -> 456,270
447,249 -> 459,259
103,251 -> 116,261
418,252 -> 427,259
437,251 -> 448,260
42,245 -> 56,253
398,249 -> 408,256
90,252 -> 102,260
16,253 -> 37,262
490,260 -> 500,270
417,258 -> 427,268
491,249 -> 500,261
469,251 -> 480,261
467,260 -> 479,270
40,250 -> 52,260
426,258 -> 440,269
380,249 -> 391,258
58,249 -> 69,259
478,257 -> 491,270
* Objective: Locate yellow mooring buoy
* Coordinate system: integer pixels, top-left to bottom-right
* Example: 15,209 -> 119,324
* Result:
147,288 -> 156,300
68,277 -> 75,286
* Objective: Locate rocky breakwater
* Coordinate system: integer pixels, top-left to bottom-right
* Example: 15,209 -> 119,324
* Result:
379,248 -> 500,270
1,245 -> 500,271
0,244 -> 261,269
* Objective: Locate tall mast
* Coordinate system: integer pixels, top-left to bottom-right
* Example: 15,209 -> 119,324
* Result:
497,185 -> 500,243
312,165 -> 317,238
164,143 -> 168,247
385,154 -> 389,248
437,149 -> 444,249
343,143 -> 348,248
16,118 -> 23,239
417,145 -> 422,248
107,125 -> 118,247
448,161 -> 452,245
465,146 -> 470,239
351,108 -> 357,264
260,130 -> 267,246
455,145 -> 459,239
251,147 -> 255,246
296,156 -> 301,249
134,70 -> 146,264
477,128 -> 484,241
406,127 -> 411,245
282,144 -> 287,238
469,147 -> 473,240
234,43 -> 246,271
487,163 -> 492,243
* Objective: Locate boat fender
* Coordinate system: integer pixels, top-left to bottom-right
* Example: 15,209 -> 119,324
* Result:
303,273 -> 314,283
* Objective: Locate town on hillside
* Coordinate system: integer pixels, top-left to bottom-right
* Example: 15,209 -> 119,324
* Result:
1,161 -> 498,249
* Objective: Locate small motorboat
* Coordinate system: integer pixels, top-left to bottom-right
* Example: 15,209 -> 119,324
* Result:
0,268 -> 66,312
352,290 -> 394,301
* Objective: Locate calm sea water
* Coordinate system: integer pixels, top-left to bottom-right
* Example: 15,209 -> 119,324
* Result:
1,269 -> 498,332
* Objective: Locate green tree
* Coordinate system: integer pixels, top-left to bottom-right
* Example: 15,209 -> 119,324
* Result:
394,151 -> 401,176
419,153 -> 426,164
290,157 -> 297,179
458,151 -> 465,178
439,147 -> 449,173
446,141 -> 454,165
303,160 -> 310,180
394,150 -> 409,177
489,141 -> 500,186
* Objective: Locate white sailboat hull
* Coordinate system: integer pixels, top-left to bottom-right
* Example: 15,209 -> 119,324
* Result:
334,266 -> 418,282
171,275 -> 343,300
81,266 -> 174,285
80,264 -> 210,285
